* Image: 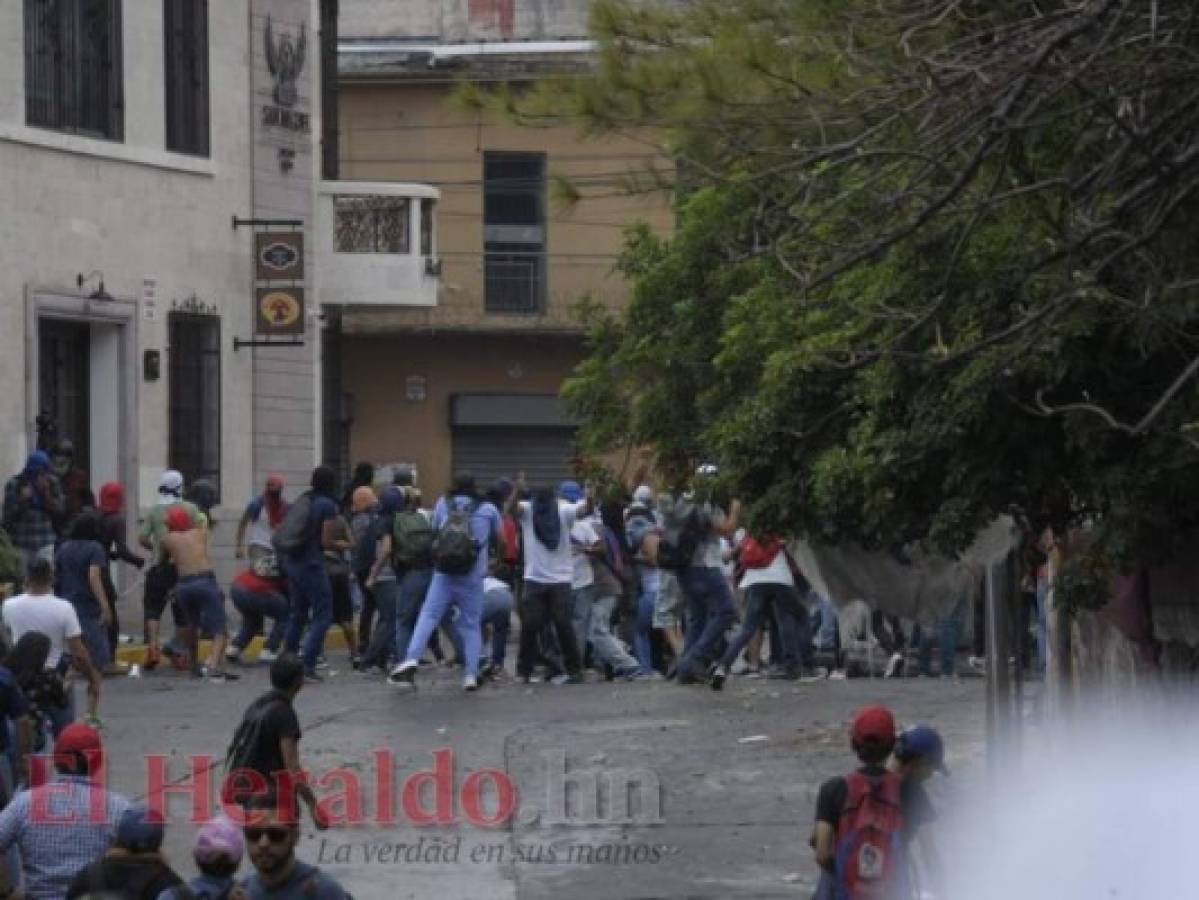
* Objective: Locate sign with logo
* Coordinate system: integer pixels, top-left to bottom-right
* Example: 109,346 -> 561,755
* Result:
256,287 -> 305,336
255,232 -> 304,281
263,17 -> 310,133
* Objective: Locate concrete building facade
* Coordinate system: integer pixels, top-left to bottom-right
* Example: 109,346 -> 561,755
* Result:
0,0 -> 321,579
330,0 -> 672,495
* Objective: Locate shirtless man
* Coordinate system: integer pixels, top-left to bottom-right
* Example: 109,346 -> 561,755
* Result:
161,506 -> 238,682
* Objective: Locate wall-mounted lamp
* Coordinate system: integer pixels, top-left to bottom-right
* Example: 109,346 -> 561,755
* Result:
76,271 -> 113,300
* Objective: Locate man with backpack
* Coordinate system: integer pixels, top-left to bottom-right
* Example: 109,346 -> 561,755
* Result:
275,467 -> 346,684
508,481 -> 591,685
388,473 -> 505,692
811,705 -> 915,900
222,654 -> 327,832
656,474 -> 741,685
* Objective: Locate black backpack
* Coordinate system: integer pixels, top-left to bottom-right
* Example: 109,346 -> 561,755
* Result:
432,499 -> 480,576
271,492 -> 314,557
656,504 -> 705,571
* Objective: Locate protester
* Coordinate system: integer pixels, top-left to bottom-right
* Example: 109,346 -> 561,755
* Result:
660,477 -> 741,685
624,500 -> 663,676
892,724 -> 946,893
811,706 -> 911,900
1,566 -> 102,732
389,473 -> 506,691
66,803 -> 186,899
709,533 -> 809,689
0,644 -> 31,808
341,462 -> 375,515
581,501 -> 642,680
567,486 -> 600,659
323,510 -> 358,670
138,470 -> 205,670
0,722 -> 130,900
360,487 -> 408,673
236,475 -> 288,562
349,486 -> 379,662
227,562 -> 290,665
161,815 -> 246,900
222,654 -> 326,832
278,467 -> 343,684
161,507 -> 236,682
52,439 -> 90,522
97,480 -> 145,659
2,450 -> 63,574
479,574 -> 514,680
54,511 -> 116,674
239,793 -> 347,898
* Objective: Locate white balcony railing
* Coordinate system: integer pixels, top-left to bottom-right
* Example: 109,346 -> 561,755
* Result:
316,181 -> 441,307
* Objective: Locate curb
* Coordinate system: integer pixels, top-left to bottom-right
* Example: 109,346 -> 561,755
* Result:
115,629 -> 354,667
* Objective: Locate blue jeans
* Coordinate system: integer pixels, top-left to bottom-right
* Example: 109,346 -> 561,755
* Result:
405,572 -> 485,678
1035,575 -> 1049,675
633,587 -> 657,674
482,585 -> 514,667
917,595 -> 966,677
719,582 -> 806,671
231,584 -> 289,653
361,578 -> 398,669
394,568 -> 433,662
588,593 -> 640,676
677,567 -> 736,678
77,610 -> 110,671
283,559 -> 333,672
571,586 -> 594,661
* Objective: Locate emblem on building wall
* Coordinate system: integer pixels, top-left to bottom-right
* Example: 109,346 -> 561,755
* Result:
265,16 -> 306,108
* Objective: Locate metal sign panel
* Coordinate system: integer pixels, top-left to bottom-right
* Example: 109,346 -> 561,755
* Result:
255,287 -> 305,336
255,232 -> 304,281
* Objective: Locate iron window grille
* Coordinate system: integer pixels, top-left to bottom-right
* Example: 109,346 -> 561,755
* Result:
24,0 -> 124,141
164,0 -> 209,156
334,196 -> 410,253
168,311 -> 221,499
483,152 -> 546,314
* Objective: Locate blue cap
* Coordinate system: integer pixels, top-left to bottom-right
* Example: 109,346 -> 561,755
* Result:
117,804 -> 165,852
558,480 -> 583,502
896,724 -> 948,774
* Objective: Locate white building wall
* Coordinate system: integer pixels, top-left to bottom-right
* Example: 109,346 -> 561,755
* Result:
0,0 -> 321,577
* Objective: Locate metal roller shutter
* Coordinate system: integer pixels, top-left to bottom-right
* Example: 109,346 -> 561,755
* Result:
451,426 -> 576,489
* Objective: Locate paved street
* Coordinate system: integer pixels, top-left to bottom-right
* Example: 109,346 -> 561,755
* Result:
93,664 -> 985,899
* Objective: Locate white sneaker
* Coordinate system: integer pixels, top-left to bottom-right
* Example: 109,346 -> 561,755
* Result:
224,646 -> 241,663
968,655 -> 986,671
884,653 -> 904,679
388,661 -> 418,688
258,648 -> 278,663
829,669 -> 848,681
463,676 -> 479,692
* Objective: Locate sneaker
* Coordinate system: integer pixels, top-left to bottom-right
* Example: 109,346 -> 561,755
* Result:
351,654 -> 363,671
224,646 -> 242,663
884,653 -> 905,679
258,648 -> 279,664
549,673 -> 583,686
463,676 -> 479,692
708,664 -> 728,691
800,666 -> 829,683
968,655 -> 986,671
303,669 -> 324,684
828,669 -> 848,681
742,666 -> 763,680
388,661 -> 418,688
202,667 -> 239,683
316,656 -> 330,670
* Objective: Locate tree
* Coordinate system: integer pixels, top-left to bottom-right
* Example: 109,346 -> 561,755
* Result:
521,0 -> 1199,604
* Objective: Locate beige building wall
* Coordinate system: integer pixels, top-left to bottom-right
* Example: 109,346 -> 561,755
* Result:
338,82 -> 672,333
343,333 -> 583,494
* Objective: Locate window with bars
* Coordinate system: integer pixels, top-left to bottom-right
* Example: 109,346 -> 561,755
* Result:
164,0 -> 208,156
24,0 -> 124,141
169,312 -> 221,499
483,152 -> 546,314
334,196 -> 410,253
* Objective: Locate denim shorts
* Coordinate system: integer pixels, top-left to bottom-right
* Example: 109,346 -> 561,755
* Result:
176,572 -> 227,635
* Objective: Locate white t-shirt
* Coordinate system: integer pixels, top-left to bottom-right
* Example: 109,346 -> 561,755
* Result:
569,520 -> 599,590
738,547 -> 794,590
518,500 -> 587,585
2,592 -> 83,667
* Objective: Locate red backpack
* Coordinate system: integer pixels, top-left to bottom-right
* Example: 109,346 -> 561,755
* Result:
833,772 -> 905,899
739,536 -> 782,569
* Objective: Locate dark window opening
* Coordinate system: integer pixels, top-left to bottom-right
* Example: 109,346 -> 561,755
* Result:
420,197 -> 435,257
24,0 -> 124,141
483,152 -> 545,313
164,0 -> 209,156
169,312 -> 221,499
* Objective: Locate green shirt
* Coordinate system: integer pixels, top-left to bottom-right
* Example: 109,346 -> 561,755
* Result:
139,501 -> 206,563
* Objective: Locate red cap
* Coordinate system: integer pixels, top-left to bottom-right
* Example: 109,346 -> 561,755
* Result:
55,721 -> 102,756
851,705 -> 897,746
165,506 -> 193,533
